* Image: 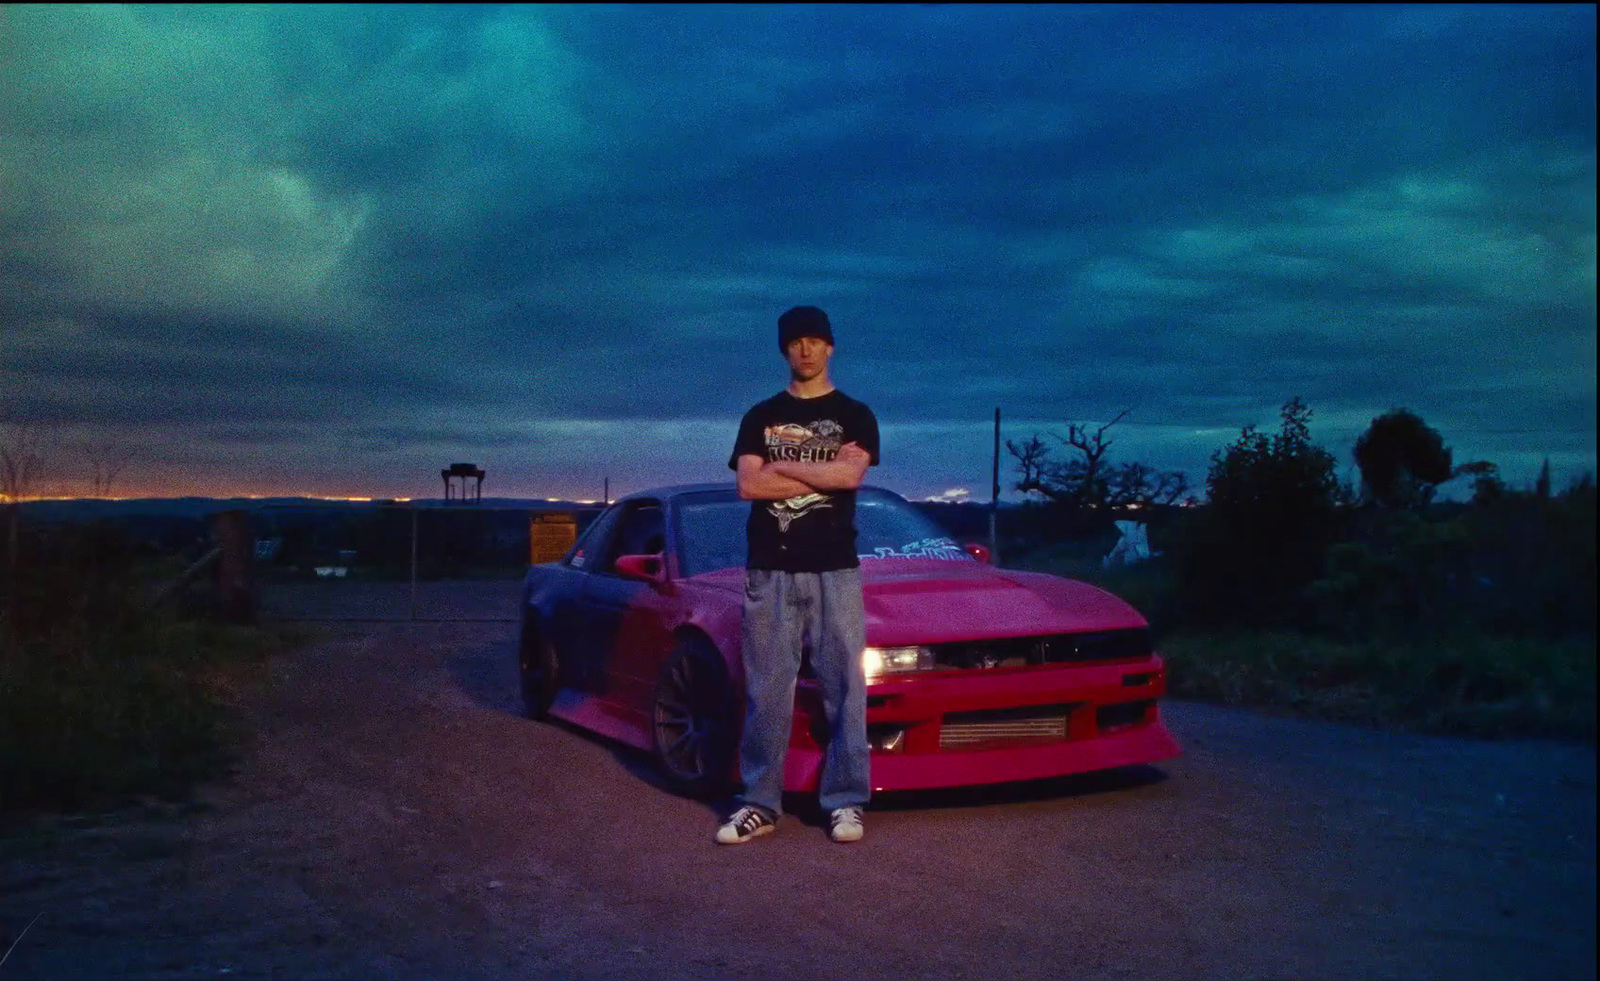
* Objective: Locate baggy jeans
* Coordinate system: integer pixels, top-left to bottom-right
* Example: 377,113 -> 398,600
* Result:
736,567 -> 870,816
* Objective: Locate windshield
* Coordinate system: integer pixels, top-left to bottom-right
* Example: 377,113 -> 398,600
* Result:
674,488 -> 975,577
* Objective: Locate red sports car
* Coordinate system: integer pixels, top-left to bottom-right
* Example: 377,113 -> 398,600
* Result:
517,484 -> 1180,796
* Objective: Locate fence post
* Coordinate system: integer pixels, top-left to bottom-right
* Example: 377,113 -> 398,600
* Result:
2,501 -> 17,657
209,509 -> 256,624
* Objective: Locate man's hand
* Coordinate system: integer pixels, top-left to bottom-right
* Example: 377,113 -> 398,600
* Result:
836,441 -> 870,464
766,441 -> 871,491
737,454 -> 816,500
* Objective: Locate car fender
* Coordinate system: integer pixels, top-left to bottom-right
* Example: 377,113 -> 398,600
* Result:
666,584 -> 746,685
521,562 -> 585,632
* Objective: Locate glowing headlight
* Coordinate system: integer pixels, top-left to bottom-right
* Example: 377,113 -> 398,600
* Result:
861,645 -> 935,680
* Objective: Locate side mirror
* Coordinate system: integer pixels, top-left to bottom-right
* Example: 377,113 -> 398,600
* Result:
963,542 -> 993,565
613,553 -> 666,583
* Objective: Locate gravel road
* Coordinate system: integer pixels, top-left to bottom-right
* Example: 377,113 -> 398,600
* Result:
2,581 -> 1594,980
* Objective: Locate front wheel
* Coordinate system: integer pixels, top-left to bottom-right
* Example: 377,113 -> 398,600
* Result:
518,617 -> 559,720
652,637 -> 737,798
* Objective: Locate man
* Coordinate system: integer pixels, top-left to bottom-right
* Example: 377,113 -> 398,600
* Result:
716,305 -> 879,845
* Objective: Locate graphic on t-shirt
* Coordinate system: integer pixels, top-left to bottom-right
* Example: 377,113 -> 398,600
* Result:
765,419 -> 843,532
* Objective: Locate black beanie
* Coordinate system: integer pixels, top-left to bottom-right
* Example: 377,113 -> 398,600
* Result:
778,305 -> 834,351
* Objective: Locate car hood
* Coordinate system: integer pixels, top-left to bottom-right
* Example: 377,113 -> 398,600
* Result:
686,560 -> 1145,646
860,560 -> 1144,646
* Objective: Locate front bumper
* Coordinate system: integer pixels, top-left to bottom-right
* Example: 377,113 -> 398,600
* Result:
780,654 -> 1181,793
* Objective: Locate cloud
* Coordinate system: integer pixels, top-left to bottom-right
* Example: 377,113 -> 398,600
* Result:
0,5 -> 1592,498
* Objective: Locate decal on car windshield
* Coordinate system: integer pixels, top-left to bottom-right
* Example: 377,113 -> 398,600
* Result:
861,537 -> 967,561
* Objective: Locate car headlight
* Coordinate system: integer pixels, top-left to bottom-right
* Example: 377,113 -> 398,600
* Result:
862,645 -> 935,681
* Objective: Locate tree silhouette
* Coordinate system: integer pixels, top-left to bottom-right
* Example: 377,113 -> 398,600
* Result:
1006,410 -> 1187,510
1353,408 -> 1453,509
1174,397 -> 1344,627
0,424 -> 48,504
78,437 -> 139,498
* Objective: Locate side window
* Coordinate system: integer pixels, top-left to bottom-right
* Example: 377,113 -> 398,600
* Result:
595,503 -> 664,575
566,505 -> 624,571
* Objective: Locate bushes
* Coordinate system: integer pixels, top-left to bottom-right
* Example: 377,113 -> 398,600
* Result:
1001,409 -> 1595,741
1171,398 -> 1347,630
1159,631 -> 1595,742
1,521 -> 292,814
1309,485 -> 1597,641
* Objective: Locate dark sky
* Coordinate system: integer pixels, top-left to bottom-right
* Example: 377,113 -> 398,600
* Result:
2,4 -> 1594,502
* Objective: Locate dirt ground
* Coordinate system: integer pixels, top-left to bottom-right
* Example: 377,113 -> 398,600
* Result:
2,582 -> 1595,980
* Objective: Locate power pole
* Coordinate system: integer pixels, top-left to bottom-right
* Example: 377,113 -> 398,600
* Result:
603,476 -> 609,505
990,407 -> 1000,565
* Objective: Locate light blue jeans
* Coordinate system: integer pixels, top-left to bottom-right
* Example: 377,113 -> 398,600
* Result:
736,568 -> 870,816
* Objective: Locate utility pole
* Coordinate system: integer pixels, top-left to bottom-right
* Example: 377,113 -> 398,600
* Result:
990,407 -> 1000,565
603,476 -> 609,505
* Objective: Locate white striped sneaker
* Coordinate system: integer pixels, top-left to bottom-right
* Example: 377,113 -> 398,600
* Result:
829,806 -> 864,843
715,805 -> 776,845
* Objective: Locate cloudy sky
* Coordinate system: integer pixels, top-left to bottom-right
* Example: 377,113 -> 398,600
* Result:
2,4 -> 1594,502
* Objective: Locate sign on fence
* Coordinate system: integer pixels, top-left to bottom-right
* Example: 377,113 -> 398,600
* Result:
530,513 -> 577,565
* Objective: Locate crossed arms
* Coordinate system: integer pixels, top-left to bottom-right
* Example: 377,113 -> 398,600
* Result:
736,441 -> 872,501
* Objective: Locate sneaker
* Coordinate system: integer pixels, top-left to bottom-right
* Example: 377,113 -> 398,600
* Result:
829,806 -> 864,843
715,805 -> 776,845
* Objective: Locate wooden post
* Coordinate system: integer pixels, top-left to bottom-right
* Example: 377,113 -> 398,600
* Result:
990,407 -> 1000,566
410,503 -> 419,621
208,509 -> 256,624
2,501 -> 17,657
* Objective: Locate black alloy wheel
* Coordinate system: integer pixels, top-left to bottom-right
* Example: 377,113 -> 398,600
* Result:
518,617 -> 559,720
652,637 -> 737,798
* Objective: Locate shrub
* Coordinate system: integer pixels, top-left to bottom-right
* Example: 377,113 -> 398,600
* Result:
1159,630 -> 1595,742
1,521 -> 292,814
1171,398 -> 1346,630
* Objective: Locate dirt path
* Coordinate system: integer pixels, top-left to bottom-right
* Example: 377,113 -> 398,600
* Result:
2,603 -> 1595,980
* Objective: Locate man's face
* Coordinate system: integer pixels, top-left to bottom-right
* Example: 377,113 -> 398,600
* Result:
785,335 -> 833,381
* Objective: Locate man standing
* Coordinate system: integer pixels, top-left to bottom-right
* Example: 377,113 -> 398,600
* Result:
716,305 -> 879,845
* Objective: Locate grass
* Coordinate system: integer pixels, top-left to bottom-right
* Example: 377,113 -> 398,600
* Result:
1158,630 -> 1596,743
1006,543 -> 1597,743
1,552 -> 304,817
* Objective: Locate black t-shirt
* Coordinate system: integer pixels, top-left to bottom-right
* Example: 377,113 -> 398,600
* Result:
728,389 -> 881,572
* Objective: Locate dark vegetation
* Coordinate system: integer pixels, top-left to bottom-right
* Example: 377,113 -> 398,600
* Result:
1002,400 -> 1596,742
0,518 -> 299,815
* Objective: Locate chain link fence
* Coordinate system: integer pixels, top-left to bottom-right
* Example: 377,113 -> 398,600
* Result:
250,502 -> 604,622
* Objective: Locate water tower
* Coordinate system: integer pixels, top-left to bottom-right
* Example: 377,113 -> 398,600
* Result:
441,462 -> 485,504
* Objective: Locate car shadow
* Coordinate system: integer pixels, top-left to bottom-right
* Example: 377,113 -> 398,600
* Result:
442,641 -> 732,816
772,764 -> 1170,827
872,764 -> 1169,810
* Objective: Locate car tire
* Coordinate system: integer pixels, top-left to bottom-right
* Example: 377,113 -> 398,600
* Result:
652,636 -> 738,798
518,616 -> 559,720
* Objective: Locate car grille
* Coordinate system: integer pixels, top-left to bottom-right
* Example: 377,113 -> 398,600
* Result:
939,704 -> 1073,749
929,628 -> 1151,671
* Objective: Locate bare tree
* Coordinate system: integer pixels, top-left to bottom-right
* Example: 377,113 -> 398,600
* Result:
1008,410 -> 1188,511
1006,434 -> 1056,499
1,424 -> 51,644
0,424 -> 48,503
1054,410 -> 1129,508
1107,461 -> 1189,508
78,436 -> 138,498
